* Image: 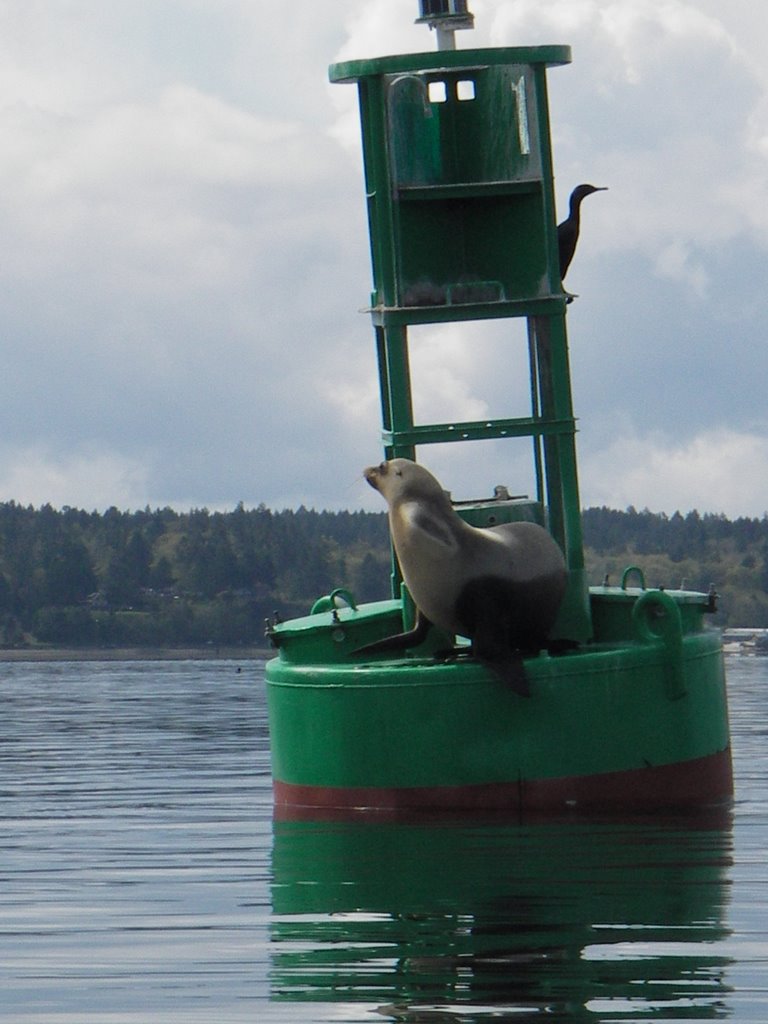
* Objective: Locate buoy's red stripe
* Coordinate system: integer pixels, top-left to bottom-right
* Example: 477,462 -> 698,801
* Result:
273,747 -> 732,817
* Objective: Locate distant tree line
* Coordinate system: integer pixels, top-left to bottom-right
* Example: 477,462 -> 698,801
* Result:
0,500 -> 766,649
581,506 -> 768,627
0,501 -> 390,649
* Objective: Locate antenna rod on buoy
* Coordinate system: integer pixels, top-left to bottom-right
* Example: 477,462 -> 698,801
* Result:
415,0 -> 474,51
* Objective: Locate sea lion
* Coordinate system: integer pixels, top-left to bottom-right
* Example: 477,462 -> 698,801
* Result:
361,458 -> 568,695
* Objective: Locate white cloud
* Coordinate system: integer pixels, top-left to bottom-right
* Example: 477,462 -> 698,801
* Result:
489,0 -> 768,284
0,445 -> 151,511
0,1 -> 761,518
654,240 -> 709,296
581,428 -> 768,517
20,87 -> 301,197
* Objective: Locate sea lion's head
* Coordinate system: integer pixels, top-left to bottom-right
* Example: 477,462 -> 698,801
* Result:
364,459 -> 450,509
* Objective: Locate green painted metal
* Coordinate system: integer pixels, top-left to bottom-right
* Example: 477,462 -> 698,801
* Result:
268,636 -> 728,790
266,587 -> 729,794
330,48 -> 570,317
263,31 -> 732,812
329,44 -> 591,640
329,46 -> 572,84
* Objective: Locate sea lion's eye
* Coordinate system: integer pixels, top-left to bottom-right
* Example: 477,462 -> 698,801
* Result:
379,462 -> 387,473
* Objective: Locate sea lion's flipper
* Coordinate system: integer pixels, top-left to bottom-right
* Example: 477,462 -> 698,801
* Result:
476,648 -> 530,697
459,581 -> 531,697
547,637 -> 580,656
353,611 -> 431,658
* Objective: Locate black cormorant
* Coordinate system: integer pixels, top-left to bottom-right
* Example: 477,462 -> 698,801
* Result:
557,183 -> 607,281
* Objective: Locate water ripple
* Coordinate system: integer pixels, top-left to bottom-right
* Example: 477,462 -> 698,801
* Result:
1,655 -> 767,1022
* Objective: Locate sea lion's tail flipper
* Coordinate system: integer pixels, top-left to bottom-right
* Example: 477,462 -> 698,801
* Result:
353,612 -> 431,658
458,582 -> 531,697
547,637 -> 580,656
479,650 -> 530,697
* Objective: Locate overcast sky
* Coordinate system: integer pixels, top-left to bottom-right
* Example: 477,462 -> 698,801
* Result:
0,0 -> 766,518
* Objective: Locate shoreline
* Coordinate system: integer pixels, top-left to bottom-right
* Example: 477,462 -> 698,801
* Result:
0,645 -> 271,663
3,642 -> 751,664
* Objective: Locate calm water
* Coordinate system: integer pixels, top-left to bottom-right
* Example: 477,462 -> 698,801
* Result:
0,656 -> 765,1022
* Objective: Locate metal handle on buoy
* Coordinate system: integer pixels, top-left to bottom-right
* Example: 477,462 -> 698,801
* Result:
310,588 -> 358,616
632,589 -> 686,700
621,565 -> 646,590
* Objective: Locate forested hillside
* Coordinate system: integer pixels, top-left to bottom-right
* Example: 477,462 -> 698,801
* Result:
581,506 -> 768,627
0,500 -> 766,649
0,501 -> 390,649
